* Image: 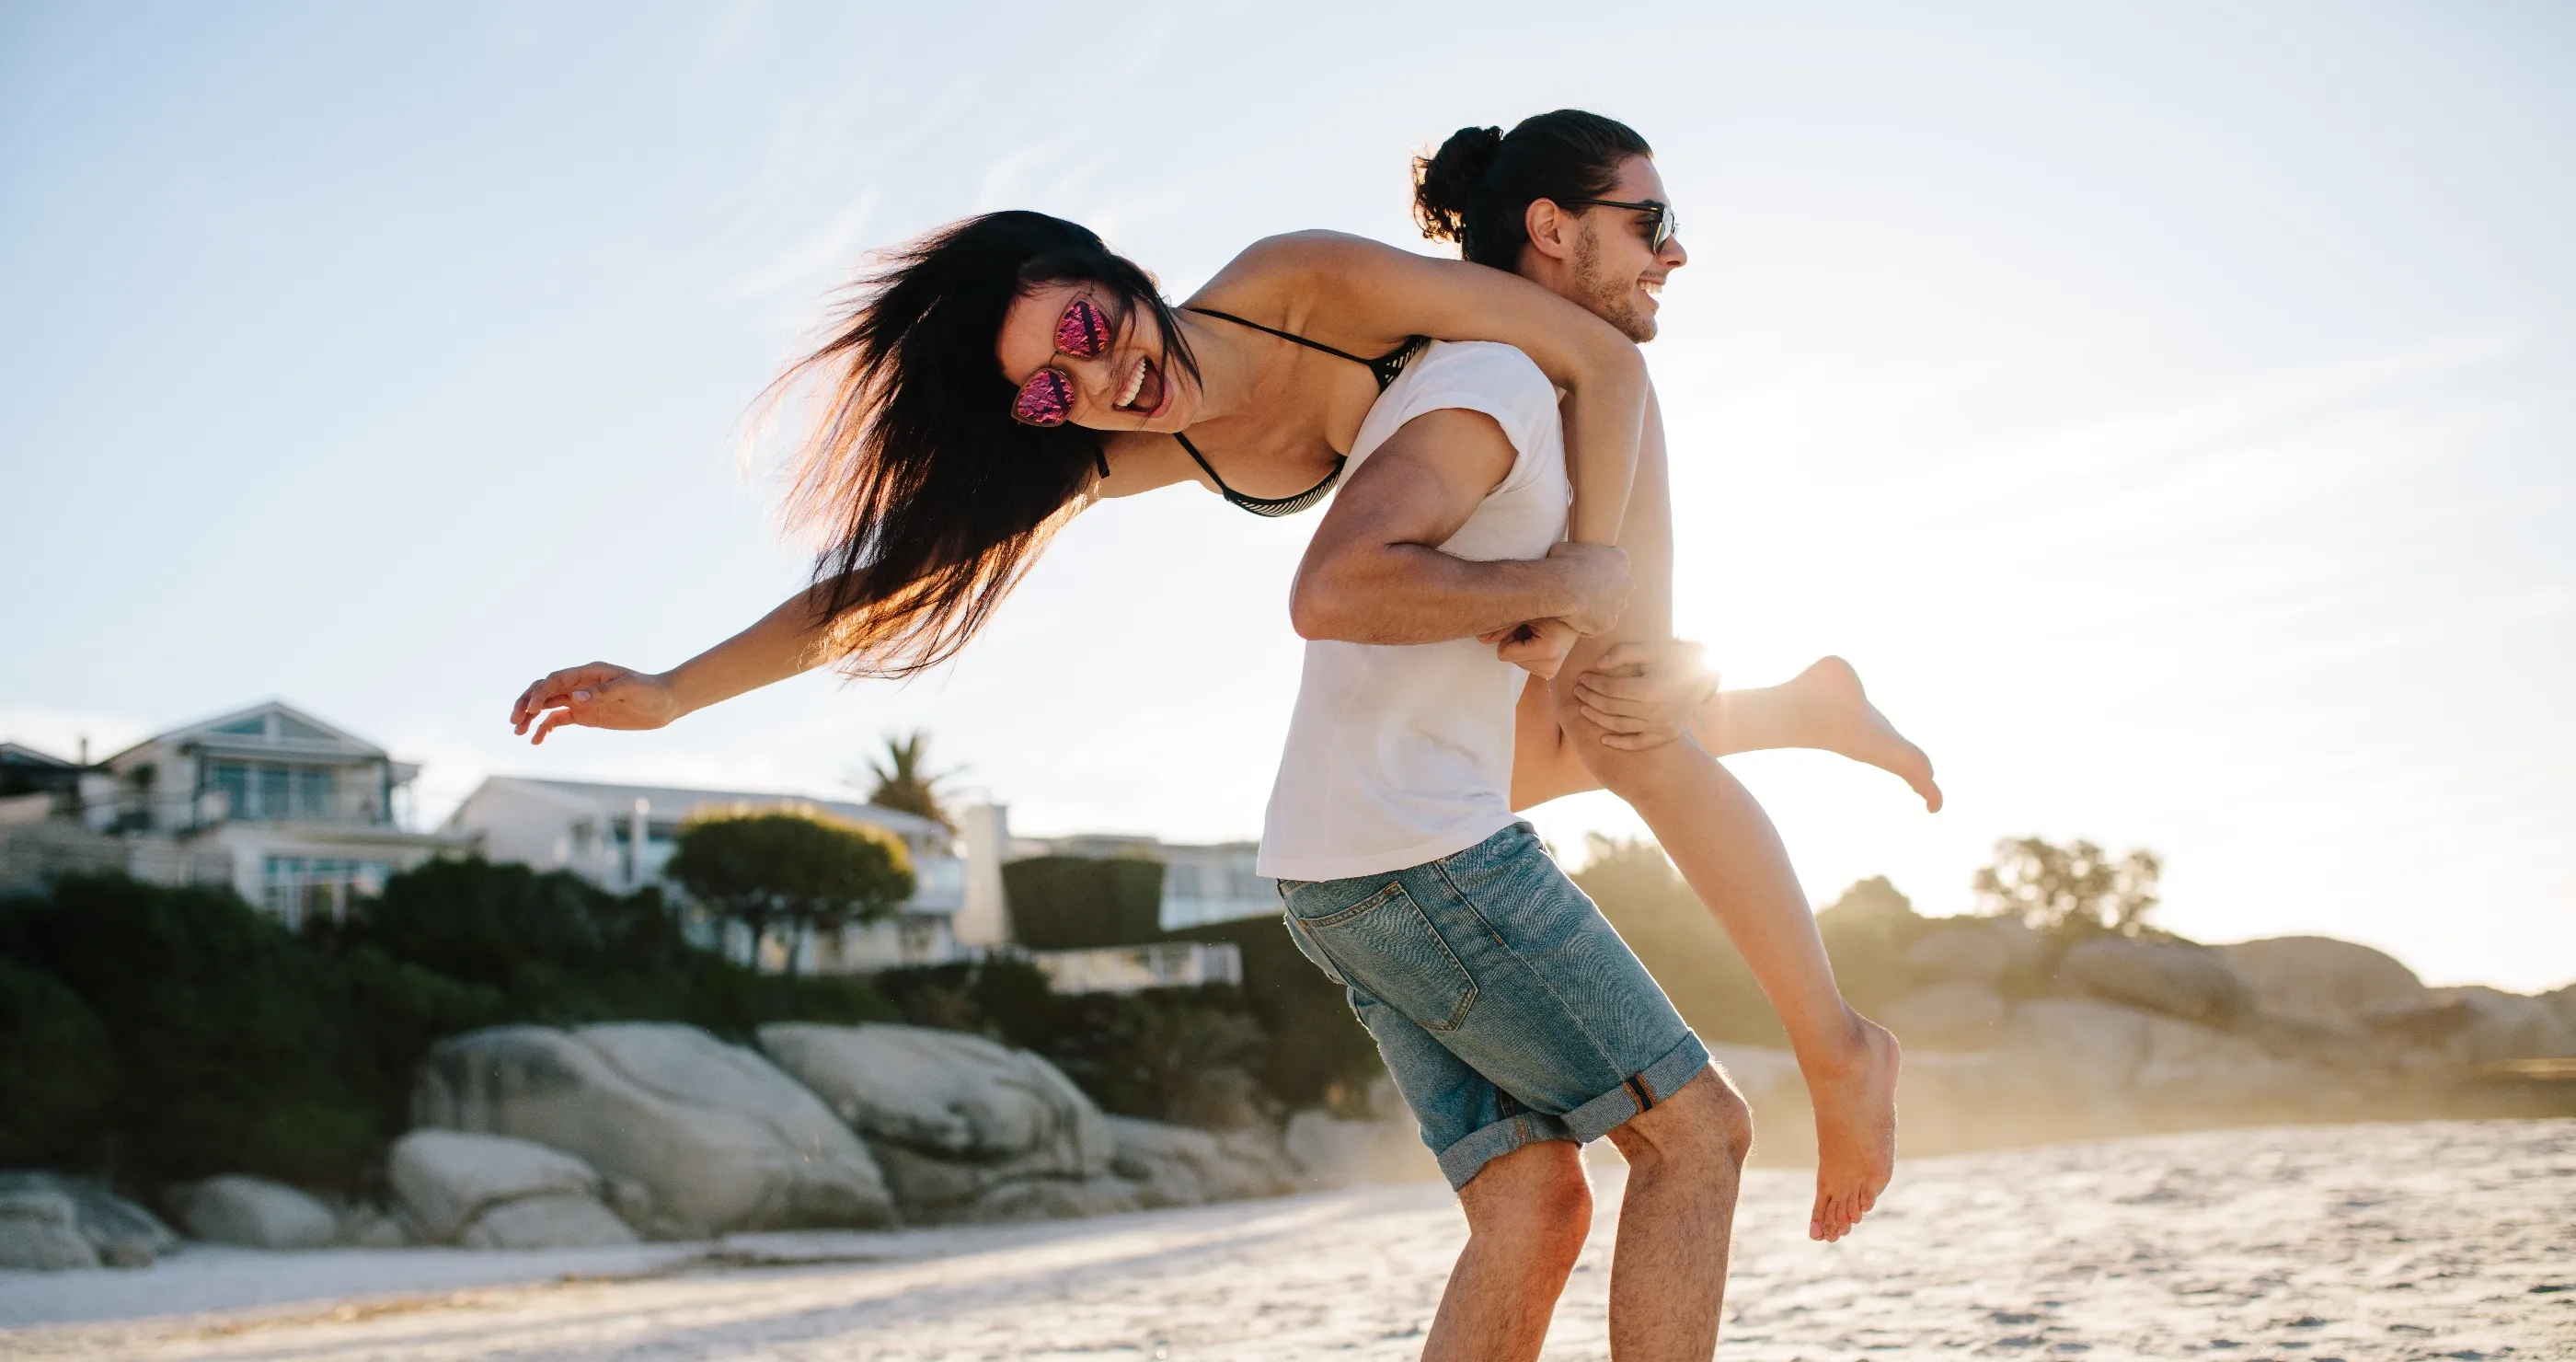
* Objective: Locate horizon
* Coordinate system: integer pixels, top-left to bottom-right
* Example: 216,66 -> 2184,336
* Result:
3,4 -> 2570,993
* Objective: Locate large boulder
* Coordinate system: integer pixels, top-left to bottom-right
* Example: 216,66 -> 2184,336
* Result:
1281,1109 -> 1442,1189
413,1022 -> 893,1238
1882,981 -> 2008,1051
0,1188 -> 97,1270
1103,1115 -> 1290,1207
1904,918 -> 2042,987
166,1174 -> 337,1250
0,1172 -> 177,1267
958,1176 -> 1143,1224
2430,987 -> 2576,1065
1998,998 -> 2337,1125
2220,936 -> 2428,1034
2056,938 -> 2253,1026
756,1022 -> 1110,1222
389,1129 -> 636,1248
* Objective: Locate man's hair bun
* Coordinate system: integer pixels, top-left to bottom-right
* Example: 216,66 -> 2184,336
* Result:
1412,125 -> 1504,244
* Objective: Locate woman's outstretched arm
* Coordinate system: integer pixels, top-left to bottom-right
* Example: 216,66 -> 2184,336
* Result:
507,582 -> 843,744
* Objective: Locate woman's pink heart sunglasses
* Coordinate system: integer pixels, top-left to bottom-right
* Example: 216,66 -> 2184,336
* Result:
1011,297 -> 1113,427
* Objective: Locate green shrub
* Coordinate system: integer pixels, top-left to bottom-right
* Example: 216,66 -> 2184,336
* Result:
1158,915 -> 1385,1115
0,954 -> 119,1171
1002,856 -> 1163,949
0,875 -> 386,1188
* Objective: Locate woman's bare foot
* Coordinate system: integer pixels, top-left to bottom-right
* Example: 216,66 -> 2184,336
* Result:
1783,655 -> 1943,812
1802,1011 -> 1901,1242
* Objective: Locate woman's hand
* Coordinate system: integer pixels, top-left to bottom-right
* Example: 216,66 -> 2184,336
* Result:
1571,640 -> 1716,750
1483,618 -> 1581,679
509,664 -> 683,744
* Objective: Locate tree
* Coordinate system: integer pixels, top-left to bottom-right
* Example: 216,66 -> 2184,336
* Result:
665,809 -> 914,975
857,730 -> 960,831
1972,836 -> 2161,938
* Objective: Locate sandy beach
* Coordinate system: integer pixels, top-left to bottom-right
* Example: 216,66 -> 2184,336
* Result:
4,1117 -> 2568,1361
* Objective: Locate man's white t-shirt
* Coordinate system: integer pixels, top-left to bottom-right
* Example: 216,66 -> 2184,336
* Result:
1256,340 -> 1570,883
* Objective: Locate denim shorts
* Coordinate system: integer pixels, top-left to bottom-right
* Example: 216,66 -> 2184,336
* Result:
1277,821 -> 1711,1191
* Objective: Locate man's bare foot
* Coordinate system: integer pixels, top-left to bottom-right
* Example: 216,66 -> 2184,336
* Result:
1802,1011 -> 1900,1242
1784,655 -> 1943,812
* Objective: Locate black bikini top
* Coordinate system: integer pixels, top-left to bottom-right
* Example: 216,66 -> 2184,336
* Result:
1174,307 -> 1429,517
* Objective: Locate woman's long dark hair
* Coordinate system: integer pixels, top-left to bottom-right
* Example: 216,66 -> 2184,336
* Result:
769,211 -> 1196,677
1413,110 -> 1653,269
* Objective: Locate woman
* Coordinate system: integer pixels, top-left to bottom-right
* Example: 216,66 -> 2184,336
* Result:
511,110 -> 1905,1240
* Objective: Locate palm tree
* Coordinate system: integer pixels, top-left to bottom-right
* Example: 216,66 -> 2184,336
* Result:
858,730 -> 959,831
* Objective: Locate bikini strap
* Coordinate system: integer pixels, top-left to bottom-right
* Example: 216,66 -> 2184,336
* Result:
1184,307 -> 1426,393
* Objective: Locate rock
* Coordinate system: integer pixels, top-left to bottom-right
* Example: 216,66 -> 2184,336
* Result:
1213,1125 -> 1302,1197
413,1022 -> 893,1238
0,1188 -> 98,1270
167,1174 -> 337,1250
1282,1109 -> 1440,1189
459,1195 -> 638,1250
1883,981 -> 2008,1051
336,1206 -> 411,1249
2057,938 -> 2253,1026
2432,986 -> 2576,1065
757,1023 -> 1110,1171
0,1172 -> 177,1267
757,1022 -> 1113,1223
1102,1114 -> 1290,1207
1998,998 -> 2339,1125
2220,936 -> 2429,1034
1905,918 -> 2042,987
2235,1012 -> 2387,1073
960,1175 -> 1143,1224
389,1129 -> 613,1245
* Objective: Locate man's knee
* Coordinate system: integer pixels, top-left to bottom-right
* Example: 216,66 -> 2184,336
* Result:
1462,1141 -> 1593,1255
1613,1068 -> 1753,1173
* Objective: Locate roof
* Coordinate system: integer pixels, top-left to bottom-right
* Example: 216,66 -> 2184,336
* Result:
463,775 -> 949,840
108,700 -> 391,766
0,743 -> 76,770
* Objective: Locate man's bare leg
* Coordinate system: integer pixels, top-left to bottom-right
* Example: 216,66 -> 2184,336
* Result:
1701,656 -> 1942,811
1604,1068 -> 1754,1359
1555,398 -> 1901,1241
1426,1139 -> 1593,1362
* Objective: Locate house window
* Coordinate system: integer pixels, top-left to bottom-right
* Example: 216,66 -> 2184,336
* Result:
210,761 -> 339,821
262,858 -> 393,929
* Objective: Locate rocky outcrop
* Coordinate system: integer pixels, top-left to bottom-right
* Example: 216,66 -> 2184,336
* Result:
2427,987 -> 2576,1066
1281,1109 -> 1440,1189
1905,918 -> 2042,987
413,1022 -> 894,1238
166,1174 -> 338,1250
1103,1115 -> 1293,1207
389,1129 -> 637,1249
757,1023 -> 1114,1223
2057,938 -> 2253,1026
1883,980 -> 2008,1051
0,1187 -> 97,1270
2221,936 -> 2429,1033
0,1172 -> 176,1267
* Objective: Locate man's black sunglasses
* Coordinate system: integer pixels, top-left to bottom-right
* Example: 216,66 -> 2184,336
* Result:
1560,198 -> 1678,252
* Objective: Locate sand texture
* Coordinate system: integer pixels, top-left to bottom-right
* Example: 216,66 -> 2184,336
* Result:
4,1118 -> 2569,1360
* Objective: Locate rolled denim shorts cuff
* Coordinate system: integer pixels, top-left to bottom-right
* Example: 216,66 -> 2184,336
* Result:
1436,1109 -> 1576,1191
1561,1030 -> 1713,1145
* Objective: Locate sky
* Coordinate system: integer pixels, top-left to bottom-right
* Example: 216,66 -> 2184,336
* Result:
3,2 -> 2570,991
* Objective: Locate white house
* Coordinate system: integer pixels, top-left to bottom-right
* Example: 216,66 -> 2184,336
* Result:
442,776 -> 970,973
0,700 -> 468,923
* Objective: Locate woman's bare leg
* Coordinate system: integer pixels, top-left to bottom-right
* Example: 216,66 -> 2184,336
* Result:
1551,400 -> 1899,1241
1702,657 -> 1942,812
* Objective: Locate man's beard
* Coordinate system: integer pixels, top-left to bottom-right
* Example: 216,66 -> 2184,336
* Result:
1571,225 -> 1655,343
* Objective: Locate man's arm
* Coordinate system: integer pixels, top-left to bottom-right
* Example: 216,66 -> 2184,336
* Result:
1288,408 -> 1629,651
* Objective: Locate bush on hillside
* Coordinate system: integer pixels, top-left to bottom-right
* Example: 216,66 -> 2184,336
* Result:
321,857 -> 894,1034
1159,915 -> 1385,1115
1002,856 -> 1163,949
666,810 -> 914,976
0,954 -> 120,1171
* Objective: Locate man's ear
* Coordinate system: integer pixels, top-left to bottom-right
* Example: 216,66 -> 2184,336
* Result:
1523,198 -> 1578,263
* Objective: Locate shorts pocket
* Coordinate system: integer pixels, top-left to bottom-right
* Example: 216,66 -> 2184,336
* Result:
1278,911 -> 1347,986
1293,881 -> 1478,1033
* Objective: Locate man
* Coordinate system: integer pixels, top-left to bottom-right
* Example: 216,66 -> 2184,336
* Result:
1257,111 -> 1897,1360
